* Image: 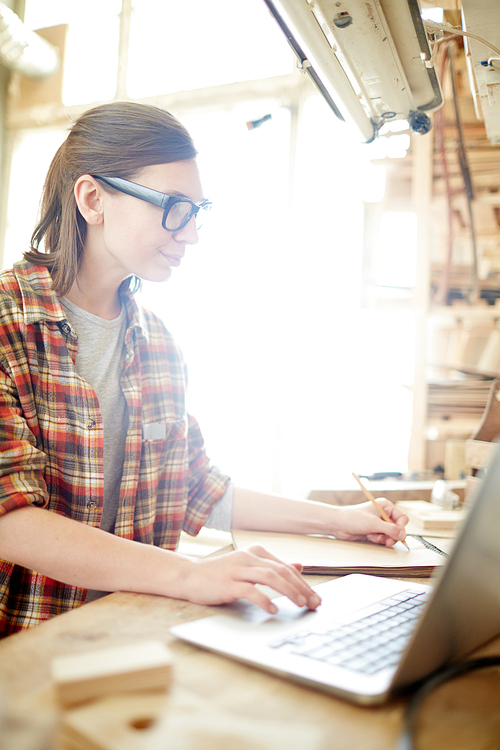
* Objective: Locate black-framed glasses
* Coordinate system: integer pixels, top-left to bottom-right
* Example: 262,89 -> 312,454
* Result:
93,175 -> 211,232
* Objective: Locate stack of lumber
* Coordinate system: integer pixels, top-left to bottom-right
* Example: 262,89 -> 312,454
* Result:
427,379 -> 492,419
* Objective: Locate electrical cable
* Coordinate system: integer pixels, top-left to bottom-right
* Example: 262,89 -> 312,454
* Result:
447,44 -> 479,302
398,655 -> 500,750
424,21 -> 500,58
433,42 -> 455,305
432,37 -> 479,303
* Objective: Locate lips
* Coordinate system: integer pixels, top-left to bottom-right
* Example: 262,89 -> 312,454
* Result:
160,251 -> 183,267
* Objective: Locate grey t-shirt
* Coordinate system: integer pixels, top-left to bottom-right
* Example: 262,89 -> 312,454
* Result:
59,297 -> 128,534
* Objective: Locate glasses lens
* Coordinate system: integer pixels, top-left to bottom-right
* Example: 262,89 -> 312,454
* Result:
164,201 -> 194,231
195,202 -> 211,230
164,200 -> 212,231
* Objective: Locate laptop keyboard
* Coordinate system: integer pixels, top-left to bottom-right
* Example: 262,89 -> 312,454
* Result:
269,589 -> 429,675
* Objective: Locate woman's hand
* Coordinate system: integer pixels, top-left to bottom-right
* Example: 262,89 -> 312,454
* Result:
180,544 -> 322,615
232,486 -> 409,550
333,500 -> 409,547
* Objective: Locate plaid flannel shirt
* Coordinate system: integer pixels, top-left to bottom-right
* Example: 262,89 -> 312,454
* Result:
0,261 -> 230,637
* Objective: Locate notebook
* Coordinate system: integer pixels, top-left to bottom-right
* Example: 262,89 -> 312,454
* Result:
231,529 -> 446,576
170,443 -> 500,704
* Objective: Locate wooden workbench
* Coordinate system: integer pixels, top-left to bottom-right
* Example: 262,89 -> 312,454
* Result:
1,572 -> 500,750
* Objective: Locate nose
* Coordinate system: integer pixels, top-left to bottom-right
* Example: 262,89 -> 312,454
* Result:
172,215 -> 199,245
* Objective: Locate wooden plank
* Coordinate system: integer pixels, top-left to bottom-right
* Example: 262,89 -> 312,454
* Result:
58,693 -> 169,750
409,128 -> 434,471
465,438 -> 496,470
52,641 -> 173,708
465,474 -> 482,500
396,501 -> 467,531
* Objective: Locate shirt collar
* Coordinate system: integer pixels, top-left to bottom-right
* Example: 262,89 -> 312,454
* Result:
13,261 -> 66,326
120,285 -> 151,343
13,260 -> 149,341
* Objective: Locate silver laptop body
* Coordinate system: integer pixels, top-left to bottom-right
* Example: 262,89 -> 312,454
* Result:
171,445 -> 500,704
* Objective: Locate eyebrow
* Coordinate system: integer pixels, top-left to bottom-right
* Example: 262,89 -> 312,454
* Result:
168,190 -> 190,199
165,189 -> 207,203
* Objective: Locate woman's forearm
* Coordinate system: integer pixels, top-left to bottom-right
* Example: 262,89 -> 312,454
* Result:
0,505 -> 191,598
231,486 -> 408,546
231,486 -> 340,535
0,504 -> 322,613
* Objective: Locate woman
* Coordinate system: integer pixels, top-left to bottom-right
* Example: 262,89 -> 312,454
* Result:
0,102 -> 408,637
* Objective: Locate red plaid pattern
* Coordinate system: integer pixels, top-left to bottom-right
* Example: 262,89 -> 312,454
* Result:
0,261 -> 230,636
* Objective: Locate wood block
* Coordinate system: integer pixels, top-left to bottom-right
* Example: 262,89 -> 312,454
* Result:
465,474 -> 482,501
445,439 -> 466,480
57,693 -> 168,750
465,439 -> 496,471
52,641 -> 173,709
397,501 -> 468,531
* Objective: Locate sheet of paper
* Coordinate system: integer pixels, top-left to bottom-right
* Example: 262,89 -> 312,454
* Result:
232,530 -> 445,576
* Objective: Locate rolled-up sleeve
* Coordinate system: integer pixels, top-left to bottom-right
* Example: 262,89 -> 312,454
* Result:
182,413 -> 230,536
204,482 -> 233,531
0,363 -> 48,515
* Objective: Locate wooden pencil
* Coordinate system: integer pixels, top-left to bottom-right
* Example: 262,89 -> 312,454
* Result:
352,472 -> 411,551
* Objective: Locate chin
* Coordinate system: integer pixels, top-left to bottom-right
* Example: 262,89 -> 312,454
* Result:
135,266 -> 174,284
153,269 -> 174,283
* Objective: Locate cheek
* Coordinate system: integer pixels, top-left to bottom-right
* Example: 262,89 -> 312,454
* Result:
105,194 -> 150,231
104,204 -> 148,248
115,203 -> 142,234
102,197 -> 172,261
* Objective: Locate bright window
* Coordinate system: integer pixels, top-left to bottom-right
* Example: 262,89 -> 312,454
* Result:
4,126 -> 66,270
375,212 -> 418,289
127,0 -> 292,99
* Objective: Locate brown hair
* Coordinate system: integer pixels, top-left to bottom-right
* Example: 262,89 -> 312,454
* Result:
25,101 -> 197,297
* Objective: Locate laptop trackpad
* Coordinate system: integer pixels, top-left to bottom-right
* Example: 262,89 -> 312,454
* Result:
220,574 -> 418,627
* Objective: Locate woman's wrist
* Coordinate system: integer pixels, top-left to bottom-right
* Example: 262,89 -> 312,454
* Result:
293,501 -> 344,537
120,544 -> 195,600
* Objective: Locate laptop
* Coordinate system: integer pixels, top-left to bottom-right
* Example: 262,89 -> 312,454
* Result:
170,445 -> 500,705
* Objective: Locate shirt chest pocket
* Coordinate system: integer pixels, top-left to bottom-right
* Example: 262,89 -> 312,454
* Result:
139,417 -> 188,477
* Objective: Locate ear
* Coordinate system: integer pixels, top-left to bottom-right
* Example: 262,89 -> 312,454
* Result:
74,175 -> 105,225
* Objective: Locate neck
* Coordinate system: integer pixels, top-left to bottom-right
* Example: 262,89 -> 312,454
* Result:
66,266 -> 126,320
66,240 -> 132,319
65,282 -> 123,320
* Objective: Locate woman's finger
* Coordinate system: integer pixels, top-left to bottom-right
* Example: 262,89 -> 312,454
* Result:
235,547 -> 321,609
240,545 -> 314,591
377,499 -> 409,526
232,581 -> 279,615
236,564 -> 320,609
244,543 -> 303,570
